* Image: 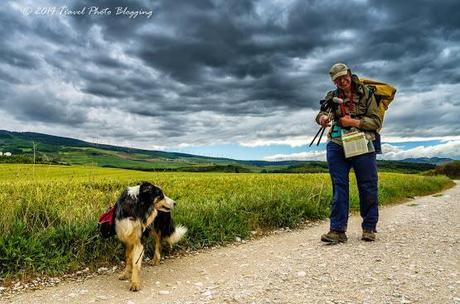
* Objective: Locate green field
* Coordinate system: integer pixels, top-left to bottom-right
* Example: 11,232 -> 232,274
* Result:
0,164 -> 454,282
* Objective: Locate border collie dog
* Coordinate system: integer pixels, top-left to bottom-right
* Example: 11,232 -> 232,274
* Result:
115,182 -> 176,291
146,210 -> 188,266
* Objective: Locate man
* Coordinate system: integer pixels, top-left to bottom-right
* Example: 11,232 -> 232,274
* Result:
316,63 -> 381,243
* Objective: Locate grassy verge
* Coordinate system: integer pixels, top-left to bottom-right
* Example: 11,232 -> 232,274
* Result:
0,164 -> 454,282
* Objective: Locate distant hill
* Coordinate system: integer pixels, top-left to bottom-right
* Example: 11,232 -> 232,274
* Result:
0,130 -> 441,174
0,130 -> 218,160
400,157 -> 454,165
0,130 -> 279,172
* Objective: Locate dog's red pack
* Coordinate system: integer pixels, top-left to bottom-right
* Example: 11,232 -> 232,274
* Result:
98,206 -> 116,238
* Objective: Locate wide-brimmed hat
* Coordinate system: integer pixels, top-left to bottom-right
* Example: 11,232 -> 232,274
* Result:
329,63 -> 350,81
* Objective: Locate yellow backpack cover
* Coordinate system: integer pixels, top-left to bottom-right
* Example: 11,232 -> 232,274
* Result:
360,78 -> 397,131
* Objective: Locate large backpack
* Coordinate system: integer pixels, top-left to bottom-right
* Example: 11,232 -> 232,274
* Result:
360,78 -> 397,131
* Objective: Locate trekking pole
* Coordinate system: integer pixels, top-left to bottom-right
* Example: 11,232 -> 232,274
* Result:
309,106 -> 333,146
316,126 -> 326,146
309,126 -> 324,147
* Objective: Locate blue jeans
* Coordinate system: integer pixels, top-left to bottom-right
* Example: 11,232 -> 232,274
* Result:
326,141 -> 379,232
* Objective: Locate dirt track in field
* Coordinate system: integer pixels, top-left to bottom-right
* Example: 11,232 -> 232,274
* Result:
2,182 -> 459,304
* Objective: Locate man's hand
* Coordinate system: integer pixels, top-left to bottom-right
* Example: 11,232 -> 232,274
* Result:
339,115 -> 360,128
319,115 -> 331,127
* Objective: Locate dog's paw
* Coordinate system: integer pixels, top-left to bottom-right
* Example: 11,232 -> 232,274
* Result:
129,281 -> 141,291
148,259 -> 160,266
153,256 -> 161,266
118,272 -> 129,280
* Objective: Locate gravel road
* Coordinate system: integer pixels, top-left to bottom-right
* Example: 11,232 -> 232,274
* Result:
2,182 -> 459,304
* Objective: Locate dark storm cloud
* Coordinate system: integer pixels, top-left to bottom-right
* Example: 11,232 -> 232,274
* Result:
1,0 -> 459,146
83,83 -> 129,99
92,54 -> 129,70
0,46 -> 38,69
0,69 -> 21,85
1,90 -> 88,125
340,0 -> 460,88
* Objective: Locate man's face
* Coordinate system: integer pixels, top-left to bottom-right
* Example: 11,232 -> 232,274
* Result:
334,74 -> 352,91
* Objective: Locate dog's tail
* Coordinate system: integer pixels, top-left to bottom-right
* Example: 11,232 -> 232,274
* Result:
166,224 -> 187,244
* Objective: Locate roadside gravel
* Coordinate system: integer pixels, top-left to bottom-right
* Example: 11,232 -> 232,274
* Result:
2,182 -> 459,304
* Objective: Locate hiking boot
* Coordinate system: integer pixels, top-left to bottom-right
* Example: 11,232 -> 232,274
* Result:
362,230 -> 376,242
321,230 -> 347,243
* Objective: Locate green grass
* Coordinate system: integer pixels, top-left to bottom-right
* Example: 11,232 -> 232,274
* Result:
0,164 -> 454,282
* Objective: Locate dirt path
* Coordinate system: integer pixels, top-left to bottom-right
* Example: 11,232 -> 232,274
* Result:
2,182 -> 459,304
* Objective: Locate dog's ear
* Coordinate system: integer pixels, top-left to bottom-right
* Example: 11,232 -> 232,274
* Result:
139,181 -> 152,191
139,182 -> 162,203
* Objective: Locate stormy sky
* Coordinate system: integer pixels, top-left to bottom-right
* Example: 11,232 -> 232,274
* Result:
0,0 -> 459,160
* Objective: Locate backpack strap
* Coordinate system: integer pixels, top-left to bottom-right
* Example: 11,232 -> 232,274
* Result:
360,83 -> 380,108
